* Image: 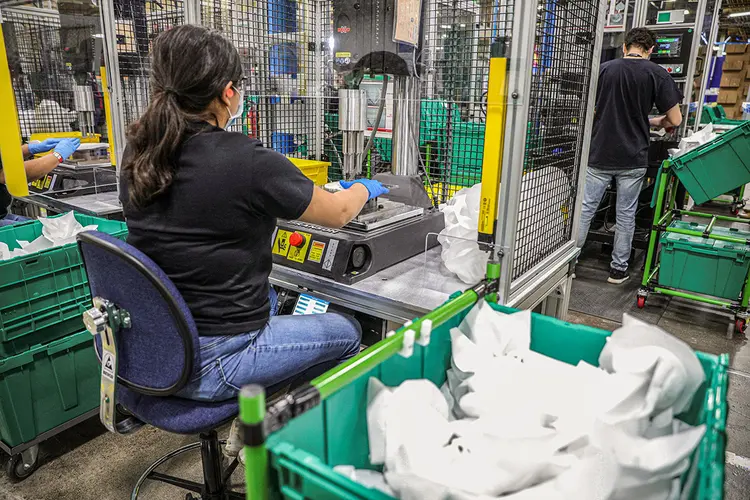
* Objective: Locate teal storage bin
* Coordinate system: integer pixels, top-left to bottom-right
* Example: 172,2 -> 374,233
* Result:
0,330 -> 99,448
670,121 -> 750,205
267,301 -> 728,500
0,213 -> 127,358
659,222 -> 750,300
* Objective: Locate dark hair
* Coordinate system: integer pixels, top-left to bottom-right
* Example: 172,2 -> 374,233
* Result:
625,27 -> 657,53
124,24 -> 242,207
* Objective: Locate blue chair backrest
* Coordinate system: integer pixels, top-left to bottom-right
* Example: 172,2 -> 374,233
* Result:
78,231 -> 199,396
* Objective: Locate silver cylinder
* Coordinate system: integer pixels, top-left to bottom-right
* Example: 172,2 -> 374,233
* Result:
338,89 -> 367,180
391,76 -> 420,176
74,85 -> 95,112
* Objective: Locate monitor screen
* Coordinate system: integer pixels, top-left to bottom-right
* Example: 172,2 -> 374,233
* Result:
655,36 -> 683,58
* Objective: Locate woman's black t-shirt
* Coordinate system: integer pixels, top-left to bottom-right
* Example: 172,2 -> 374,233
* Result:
119,124 -> 314,336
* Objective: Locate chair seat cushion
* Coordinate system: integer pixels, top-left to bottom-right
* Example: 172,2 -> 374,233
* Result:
118,387 -> 238,434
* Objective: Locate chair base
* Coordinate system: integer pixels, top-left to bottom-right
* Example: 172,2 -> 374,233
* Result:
131,430 -> 244,500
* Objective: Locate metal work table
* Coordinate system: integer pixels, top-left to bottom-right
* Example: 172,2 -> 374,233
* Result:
271,246 -> 578,324
21,191 -> 123,217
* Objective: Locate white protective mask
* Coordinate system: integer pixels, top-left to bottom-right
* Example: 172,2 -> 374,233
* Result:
224,86 -> 245,130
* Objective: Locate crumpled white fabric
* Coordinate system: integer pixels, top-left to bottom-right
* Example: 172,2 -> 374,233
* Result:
362,301 -> 707,500
437,184 -> 488,285
0,212 -> 97,261
599,314 -> 705,416
669,124 -> 717,158
333,466 -> 395,496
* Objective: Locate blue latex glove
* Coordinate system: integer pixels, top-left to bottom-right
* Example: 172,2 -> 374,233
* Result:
339,179 -> 389,201
53,138 -> 81,161
27,138 -> 61,155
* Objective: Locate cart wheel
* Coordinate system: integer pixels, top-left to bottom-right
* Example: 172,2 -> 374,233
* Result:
732,208 -> 740,216
637,296 -> 646,309
5,452 -> 38,482
736,319 -> 747,334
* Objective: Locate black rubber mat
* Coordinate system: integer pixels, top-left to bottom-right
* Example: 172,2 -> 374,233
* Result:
570,249 -> 670,325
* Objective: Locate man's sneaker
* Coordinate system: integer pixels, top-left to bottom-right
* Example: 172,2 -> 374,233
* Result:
224,418 -> 243,459
607,268 -> 630,284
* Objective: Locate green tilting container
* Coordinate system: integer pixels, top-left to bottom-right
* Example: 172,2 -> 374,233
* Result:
659,221 -> 750,300
0,213 -> 127,358
0,330 -> 99,448
266,300 -> 729,500
670,121 -> 750,205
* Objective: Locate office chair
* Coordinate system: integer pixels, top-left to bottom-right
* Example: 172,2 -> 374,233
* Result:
77,231 -> 244,500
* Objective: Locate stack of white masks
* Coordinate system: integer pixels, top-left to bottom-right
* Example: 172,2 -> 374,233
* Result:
341,302 -> 706,500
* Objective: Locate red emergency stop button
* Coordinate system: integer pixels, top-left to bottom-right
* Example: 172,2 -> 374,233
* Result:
667,67 -> 672,73
289,232 -> 306,248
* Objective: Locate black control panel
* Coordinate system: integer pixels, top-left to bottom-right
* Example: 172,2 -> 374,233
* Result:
332,0 -> 426,76
650,28 -> 694,79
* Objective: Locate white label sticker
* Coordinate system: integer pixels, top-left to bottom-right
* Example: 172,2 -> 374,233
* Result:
102,351 -> 115,382
322,238 -> 339,271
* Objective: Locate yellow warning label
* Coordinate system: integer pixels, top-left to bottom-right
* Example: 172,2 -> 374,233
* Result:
308,241 -> 326,263
335,51 -> 352,58
287,232 -> 312,263
272,230 -> 291,257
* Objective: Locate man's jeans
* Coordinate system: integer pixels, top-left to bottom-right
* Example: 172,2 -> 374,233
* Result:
0,213 -> 30,228
577,167 -> 647,272
178,289 -> 362,402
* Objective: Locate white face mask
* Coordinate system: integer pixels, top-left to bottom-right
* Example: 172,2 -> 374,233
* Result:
224,86 -> 245,130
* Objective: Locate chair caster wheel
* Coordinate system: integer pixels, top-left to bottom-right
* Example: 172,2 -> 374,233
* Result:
185,494 -> 199,500
736,318 -> 747,334
637,296 -> 646,309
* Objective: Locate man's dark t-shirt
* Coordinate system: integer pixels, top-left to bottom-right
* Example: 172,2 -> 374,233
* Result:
589,58 -> 683,169
120,123 -> 314,336
0,157 -> 11,218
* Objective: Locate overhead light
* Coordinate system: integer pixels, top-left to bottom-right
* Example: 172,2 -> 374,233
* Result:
729,11 -> 750,18
440,24 -> 451,29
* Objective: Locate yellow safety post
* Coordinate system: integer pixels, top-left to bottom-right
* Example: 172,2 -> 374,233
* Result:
0,22 -> 28,196
100,66 -> 117,166
477,57 -> 508,247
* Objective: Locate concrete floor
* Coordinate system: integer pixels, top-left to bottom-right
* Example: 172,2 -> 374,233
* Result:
2,214 -> 750,499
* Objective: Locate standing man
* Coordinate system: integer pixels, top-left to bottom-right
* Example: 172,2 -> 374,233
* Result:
578,27 -> 683,284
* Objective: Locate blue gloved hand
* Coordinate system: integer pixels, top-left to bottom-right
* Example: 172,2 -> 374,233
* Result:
53,138 -> 81,161
339,179 -> 390,201
27,138 -> 61,155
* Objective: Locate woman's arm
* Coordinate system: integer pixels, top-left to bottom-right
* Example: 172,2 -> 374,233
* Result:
299,184 -> 369,228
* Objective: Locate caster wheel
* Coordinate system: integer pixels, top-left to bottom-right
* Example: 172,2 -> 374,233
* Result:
5,453 -> 38,482
637,296 -> 646,309
185,495 -> 199,500
736,319 -> 747,334
732,209 -> 740,217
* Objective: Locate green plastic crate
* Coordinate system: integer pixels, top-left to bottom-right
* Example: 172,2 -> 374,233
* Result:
0,330 -> 99,448
670,121 -> 750,205
267,301 -> 728,500
659,222 -> 750,300
0,213 -> 127,358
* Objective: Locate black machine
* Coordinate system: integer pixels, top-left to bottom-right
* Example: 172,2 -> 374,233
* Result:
274,175 -> 444,284
332,0 -> 425,77
649,27 -> 694,80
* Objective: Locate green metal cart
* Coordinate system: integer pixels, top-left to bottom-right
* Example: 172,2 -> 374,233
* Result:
639,157 -> 750,337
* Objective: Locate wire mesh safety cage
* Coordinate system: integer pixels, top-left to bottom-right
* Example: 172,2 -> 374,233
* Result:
112,0 -> 185,128
512,0 -> 603,279
1,3 -> 104,140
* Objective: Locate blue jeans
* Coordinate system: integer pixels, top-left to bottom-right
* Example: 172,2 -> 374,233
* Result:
0,213 -> 30,228
577,167 -> 647,272
178,289 -> 362,402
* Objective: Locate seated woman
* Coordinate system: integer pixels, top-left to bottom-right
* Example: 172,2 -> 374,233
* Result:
120,24 -> 387,405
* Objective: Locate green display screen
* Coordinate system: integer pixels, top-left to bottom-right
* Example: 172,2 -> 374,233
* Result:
655,36 -> 682,57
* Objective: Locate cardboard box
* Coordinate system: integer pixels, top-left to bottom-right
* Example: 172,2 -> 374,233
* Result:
718,90 -> 739,105
726,44 -> 747,55
721,74 -> 742,88
724,59 -> 745,71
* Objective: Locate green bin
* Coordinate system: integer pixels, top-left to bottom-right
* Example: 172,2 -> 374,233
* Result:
267,301 -> 728,500
0,214 -> 127,358
0,330 -> 99,448
670,121 -> 750,205
659,222 -> 750,300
